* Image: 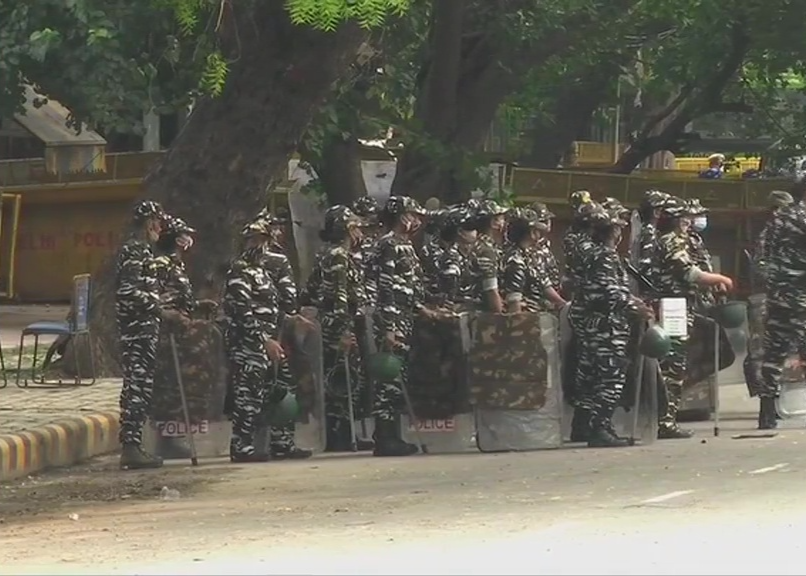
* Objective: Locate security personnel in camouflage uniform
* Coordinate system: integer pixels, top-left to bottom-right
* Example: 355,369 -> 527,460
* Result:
352,195 -> 383,308
755,184 -> 806,428
116,199 -> 166,470
632,190 -> 670,294
372,195 -> 433,457
223,215 -> 287,462
530,202 -> 562,297
572,203 -> 653,447
753,190 -> 794,284
436,204 -> 479,309
253,209 -> 312,460
685,199 -> 715,310
501,208 -> 556,313
471,199 -> 508,313
420,208 -> 450,304
310,206 -> 368,451
647,196 -> 734,438
151,215 -> 216,459
562,190 -> 594,297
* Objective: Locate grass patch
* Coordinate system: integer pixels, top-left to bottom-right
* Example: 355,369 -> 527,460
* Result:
1,345 -> 47,377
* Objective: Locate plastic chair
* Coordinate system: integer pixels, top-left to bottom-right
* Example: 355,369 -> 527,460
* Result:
15,273 -> 96,387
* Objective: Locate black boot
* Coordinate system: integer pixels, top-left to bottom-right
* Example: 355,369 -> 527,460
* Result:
587,419 -> 631,448
325,416 -> 353,452
120,443 -> 163,470
758,397 -> 778,430
230,451 -> 270,463
657,425 -> 694,439
570,407 -> 591,442
372,418 -> 418,457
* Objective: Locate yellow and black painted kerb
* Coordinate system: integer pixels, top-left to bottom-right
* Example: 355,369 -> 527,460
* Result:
0,412 -> 120,481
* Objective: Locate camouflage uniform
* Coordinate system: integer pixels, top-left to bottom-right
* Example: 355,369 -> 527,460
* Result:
437,205 -> 479,308
571,204 -> 636,447
757,198 -> 806,428
501,208 -> 551,313
753,191 -> 794,286
471,199 -> 508,309
420,209 -> 449,303
562,190 -> 594,296
259,211 -> 310,458
222,216 -> 283,461
151,215 -> 198,458
310,206 -> 368,450
371,195 -> 426,456
352,196 -> 382,308
116,200 -> 165,469
685,199 -> 715,310
631,190 -> 670,295
646,197 -> 698,438
529,202 -> 560,294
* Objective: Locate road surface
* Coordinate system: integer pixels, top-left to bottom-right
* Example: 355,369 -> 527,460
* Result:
1,417 -> 805,575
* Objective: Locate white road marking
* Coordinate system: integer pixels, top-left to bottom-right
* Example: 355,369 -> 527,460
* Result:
638,490 -> 694,504
748,463 -> 789,475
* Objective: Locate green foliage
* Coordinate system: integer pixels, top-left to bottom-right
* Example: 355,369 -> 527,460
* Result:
285,0 -> 410,31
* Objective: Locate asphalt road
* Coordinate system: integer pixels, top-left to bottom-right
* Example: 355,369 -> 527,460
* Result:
2,412 -> 806,576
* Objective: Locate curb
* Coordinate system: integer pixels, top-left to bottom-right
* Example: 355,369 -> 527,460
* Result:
0,412 -> 120,482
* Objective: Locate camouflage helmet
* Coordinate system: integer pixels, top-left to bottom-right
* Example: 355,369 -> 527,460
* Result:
508,207 -> 547,238
529,201 -> 555,223
132,199 -> 164,222
384,195 -> 426,216
568,190 -> 592,210
768,190 -> 794,208
686,198 -> 709,216
600,196 -> 631,220
323,205 -> 360,237
658,196 -> 688,218
352,195 -> 380,217
575,201 -> 607,224
424,208 -> 449,234
254,206 -> 289,226
475,198 -> 509,217
161,215 -> 196,236
443,204 -> 476,229
643,189 -> 670,208
241,215 -> 272,237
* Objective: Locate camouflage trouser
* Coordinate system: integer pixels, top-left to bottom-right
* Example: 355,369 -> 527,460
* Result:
587,316 -> 631,428
569,310 -> 596,411
118,317 -> 160,445
261,358 -> 299,451
228,343 -> 272,456
323,343 -> 364,422
372,313 -> 414,422
760,302 -> 806,399
659,314 -> 694,430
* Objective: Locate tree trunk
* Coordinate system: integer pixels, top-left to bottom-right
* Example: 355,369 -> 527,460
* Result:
526,69 -> 617,169
304,135 -> 368,206
84,2 -> 367,375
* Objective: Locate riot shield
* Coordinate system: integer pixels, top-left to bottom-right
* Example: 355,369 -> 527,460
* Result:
612,319 -> 659,445
145,319 -> 230,458
681,313 -> 736,415
471,312 -> 563,452
282,311 -> 326,453
402,312 -> 477,453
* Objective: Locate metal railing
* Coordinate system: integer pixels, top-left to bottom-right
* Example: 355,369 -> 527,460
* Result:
0,151 -> 164,187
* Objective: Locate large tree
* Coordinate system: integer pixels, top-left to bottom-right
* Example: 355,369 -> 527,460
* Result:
3,0 -> 410,373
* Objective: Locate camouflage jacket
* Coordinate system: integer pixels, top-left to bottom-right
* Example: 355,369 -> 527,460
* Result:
752,217 -> 775,285
154,253 -> 195,315
352,235 -> 378,309
572,243 -> 639,318
312,244 -> 367,346
261,248 -> 299,316
635,222 -> 658,279
437,244 -> 478,307
374,231 -> 425,334
687,231 -> 713,272
763,200 -> 806,308
647,229 -> 699,303
473,233 -> 503,302
223,247 -> 280,347
420,236 -> 446,303
115,236 -> 160,319
562,226 -> 593,290
501,244 -> 550,313
535,237 -> 560,290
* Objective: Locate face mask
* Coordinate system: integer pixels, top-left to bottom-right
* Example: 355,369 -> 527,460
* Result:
692,216 -> 708,232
